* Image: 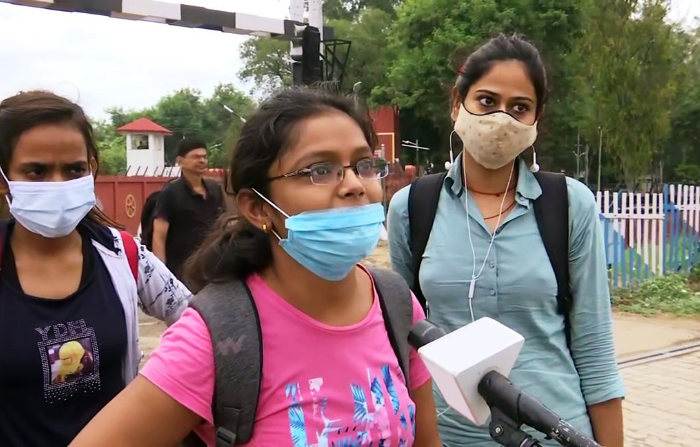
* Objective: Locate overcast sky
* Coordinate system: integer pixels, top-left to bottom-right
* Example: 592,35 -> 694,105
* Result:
0,0 -> 698,120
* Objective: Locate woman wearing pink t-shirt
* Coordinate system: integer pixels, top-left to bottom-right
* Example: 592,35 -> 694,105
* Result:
72,88 -> 441,447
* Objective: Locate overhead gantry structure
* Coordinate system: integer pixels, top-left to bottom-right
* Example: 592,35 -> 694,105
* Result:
1,0 -> 351,87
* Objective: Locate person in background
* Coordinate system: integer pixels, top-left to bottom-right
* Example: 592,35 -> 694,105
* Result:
387,34 -> 625,446
71,87 -> 441,447
152,137 -> 225,279
0,91 -> 191,446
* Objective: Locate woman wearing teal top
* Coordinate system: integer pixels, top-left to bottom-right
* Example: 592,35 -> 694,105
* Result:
387,34 -> 625,447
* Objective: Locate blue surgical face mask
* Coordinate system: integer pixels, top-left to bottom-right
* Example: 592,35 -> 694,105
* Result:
253,189 -> 386,281
1,170 -> 97,238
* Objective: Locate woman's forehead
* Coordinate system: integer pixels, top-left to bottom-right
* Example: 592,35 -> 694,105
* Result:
13,123 -> 87,161
276,112 -> 370,170
471,60 -> 536,99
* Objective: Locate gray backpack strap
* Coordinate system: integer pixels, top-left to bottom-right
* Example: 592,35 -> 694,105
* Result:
183,280 -> 263,447
367,266 -> 413,390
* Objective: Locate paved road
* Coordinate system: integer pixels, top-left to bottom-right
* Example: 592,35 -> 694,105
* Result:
622,351 -> 700,446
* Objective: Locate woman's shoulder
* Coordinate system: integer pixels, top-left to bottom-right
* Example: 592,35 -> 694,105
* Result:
388,183 -> 412,216
139,307 -> 216,423
564,177 -> 598,217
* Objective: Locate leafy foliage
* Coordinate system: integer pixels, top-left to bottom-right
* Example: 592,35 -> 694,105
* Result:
96,0 -> 700,188
612,274 -> 700,316
238,38 -> 292,96
94,84 -> 253,173
573,0 -> 680,188
375,0 -> 586,166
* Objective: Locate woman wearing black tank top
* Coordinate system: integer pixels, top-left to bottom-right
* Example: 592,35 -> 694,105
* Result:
0,91 -> 192,446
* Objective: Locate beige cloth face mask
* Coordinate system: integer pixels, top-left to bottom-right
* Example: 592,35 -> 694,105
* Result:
454,105 -> 538,170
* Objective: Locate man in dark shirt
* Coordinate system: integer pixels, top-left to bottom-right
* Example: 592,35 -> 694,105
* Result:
152,138 -> 225,279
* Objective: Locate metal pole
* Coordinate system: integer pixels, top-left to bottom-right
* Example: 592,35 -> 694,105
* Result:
584,144 -> 590,186
352,82 -> 362,108
597,127 -> 603,192
576,155 -> 580,180
574,133 -> 584,179
415,139 -> 420,174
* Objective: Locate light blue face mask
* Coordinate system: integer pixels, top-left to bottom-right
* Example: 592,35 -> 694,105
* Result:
1,169 -> 96,238
253,189 -> 386,281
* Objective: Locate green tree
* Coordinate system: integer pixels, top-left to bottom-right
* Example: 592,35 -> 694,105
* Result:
574,0 -> 680,189
238,0 -> 398,96
99,136 -> 127,175
204,83 -> 255,167
327,7 -> 394,103
376,0 -> 587,168
93,119 -> 127,175
150,88 -> 210,162
238,38 -> 292,95
323,0 -> 399,20
663,28 -> 700,182
93,84 -> 254,171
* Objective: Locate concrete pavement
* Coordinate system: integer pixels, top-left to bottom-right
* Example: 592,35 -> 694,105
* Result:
621,350 -> 700,446
614,313 -> 700,357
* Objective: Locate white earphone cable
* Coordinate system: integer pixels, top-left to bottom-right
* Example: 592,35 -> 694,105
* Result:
457,148 -> 515,322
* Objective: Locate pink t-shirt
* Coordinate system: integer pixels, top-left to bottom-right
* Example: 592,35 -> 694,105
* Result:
141,266 -> 431,447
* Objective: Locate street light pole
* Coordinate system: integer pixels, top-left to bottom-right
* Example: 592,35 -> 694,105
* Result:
402,139 -> 431,175
220,102 -> 247,123
416,139 -> 420,168
573,133 -> 587,180
597,127 -> 603,192
352,82 -> 362,108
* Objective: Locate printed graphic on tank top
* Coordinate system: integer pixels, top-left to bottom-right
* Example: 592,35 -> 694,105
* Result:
0,223 -> 127,446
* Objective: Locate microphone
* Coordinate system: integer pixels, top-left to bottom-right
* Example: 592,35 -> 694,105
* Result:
409,318 -> 602,447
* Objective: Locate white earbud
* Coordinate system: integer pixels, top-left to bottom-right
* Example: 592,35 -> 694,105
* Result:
530,147 -> 540,173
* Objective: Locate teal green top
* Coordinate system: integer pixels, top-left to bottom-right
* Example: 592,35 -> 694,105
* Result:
387,156 -> 625,446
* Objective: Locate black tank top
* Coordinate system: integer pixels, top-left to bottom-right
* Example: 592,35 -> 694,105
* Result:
0,223 -> 127,446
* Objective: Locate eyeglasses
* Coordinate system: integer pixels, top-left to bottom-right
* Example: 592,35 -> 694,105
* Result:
268,157 -> 389,186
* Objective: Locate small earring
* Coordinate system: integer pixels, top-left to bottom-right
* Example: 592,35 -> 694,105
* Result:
530,147 -> 540,173
261,223 -> 268,233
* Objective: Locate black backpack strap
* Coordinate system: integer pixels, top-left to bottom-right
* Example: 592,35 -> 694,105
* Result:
368,266 -> 413,390
532,172 -> 572,347
407,172 -> 447,313
183,281 -> 263,447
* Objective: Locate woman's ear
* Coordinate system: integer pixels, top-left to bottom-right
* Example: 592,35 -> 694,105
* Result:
450,88 -> 462,123
89,157 -> 98,175
236,189 -> 270,232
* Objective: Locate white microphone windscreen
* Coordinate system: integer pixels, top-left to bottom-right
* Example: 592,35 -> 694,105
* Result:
417,317 -> 524,425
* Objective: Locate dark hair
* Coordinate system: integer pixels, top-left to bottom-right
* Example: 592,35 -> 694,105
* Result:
455,34 -> 548,116
184,87 -> 377,291
0,90 -> 124,230
177,137 -> 207,157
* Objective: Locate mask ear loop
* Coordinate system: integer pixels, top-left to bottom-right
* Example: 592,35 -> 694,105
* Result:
251,188 -> 288,241
0,167 -> 12,206
530,146 -> 540,173
251,188 -> 290,218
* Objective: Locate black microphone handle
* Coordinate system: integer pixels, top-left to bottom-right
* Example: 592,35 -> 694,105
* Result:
408,319 -> 447,350
479,371 -> 602,447
549,419 -> 603,447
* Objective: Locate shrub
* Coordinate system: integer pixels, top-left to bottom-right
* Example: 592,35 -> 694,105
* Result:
612,274 -> 700,316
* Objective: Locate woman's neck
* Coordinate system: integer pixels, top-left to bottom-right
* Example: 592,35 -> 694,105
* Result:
261,249 -> 362,318
462,151 -> 518,194
11,224 -> 82,257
